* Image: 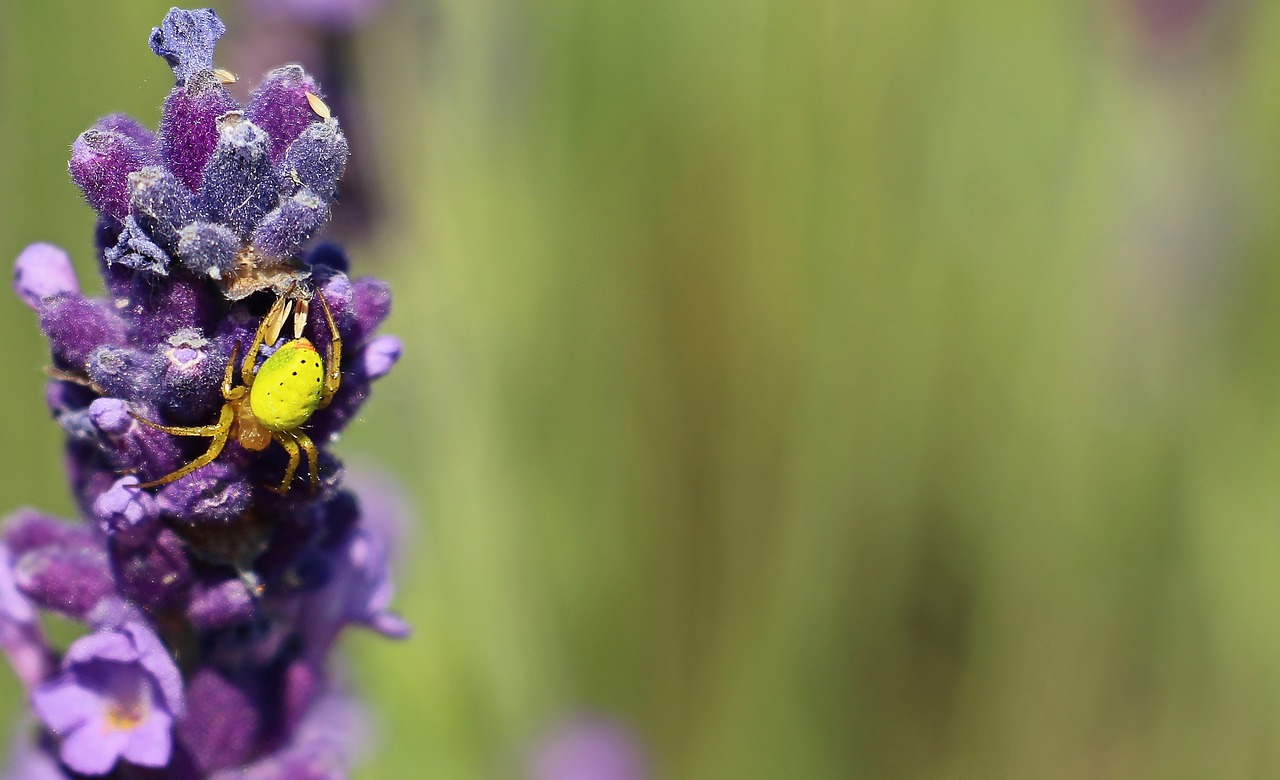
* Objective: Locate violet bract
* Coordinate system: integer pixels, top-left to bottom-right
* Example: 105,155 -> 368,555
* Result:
5,7 -> 405,778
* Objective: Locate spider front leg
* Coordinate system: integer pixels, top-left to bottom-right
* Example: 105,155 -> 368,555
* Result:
270,430 -> 303,494
241,293 -> 294,388
314,290 -> 343,409
131,405 -> 235,488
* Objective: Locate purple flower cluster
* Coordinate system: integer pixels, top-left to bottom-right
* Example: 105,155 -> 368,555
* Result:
4,8 -> 405,778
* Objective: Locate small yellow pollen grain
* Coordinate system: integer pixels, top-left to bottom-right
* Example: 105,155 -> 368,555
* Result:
305,91 -> 331,120
213,68 -> 238,85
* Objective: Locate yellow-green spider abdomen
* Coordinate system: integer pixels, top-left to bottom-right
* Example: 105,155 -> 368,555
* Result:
250,338 -> 326,431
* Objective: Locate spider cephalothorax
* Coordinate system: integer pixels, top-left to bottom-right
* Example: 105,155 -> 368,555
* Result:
131,288 -> 342,493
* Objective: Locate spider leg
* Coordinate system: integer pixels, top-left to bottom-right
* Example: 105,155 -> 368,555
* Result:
130,407 -> 230,437
270,430 -> 302,494
133,405 -> 234,488
294,431 -> 321,493
314,290 -> 343,409
222,340 -> 240,398
241,293 -> 292,388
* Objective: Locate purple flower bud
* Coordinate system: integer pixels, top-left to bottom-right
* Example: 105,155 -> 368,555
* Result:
153,328 -> 227,426
0,544 -> 53,688
156,459 -> 255,527
361,334 -> 400,380
87,345 -> 162,400
301,523 -> 407,664
69,130 -> 154,223
177,667 -> 262,773
282,119 -> 348,201
186,575 -> 255,630
178,220 -> 241,280
126,275 -> 220,347
105,216 -> 172,275
110,528 -> 191,611
88,398 -> 185,477
87,398 -> 132,436
351,276 -> 391,343
12,529 -> 114,620
14,243 -> 78,310
304,241 -> 349,273
252,188 -> 330,259
93,113 -> 157,155
4,512 -> 86,558
159,73 -> 241,192
200,114 -> 282,237
128,166 -> 196,254
37,294 -> 126,370
150,7 -> 227,83
92,478 -> 159,546
247,65 -> 324,162
32,623 -> 183,775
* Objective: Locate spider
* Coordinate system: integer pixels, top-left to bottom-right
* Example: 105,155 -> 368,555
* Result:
131,288 -> 342,493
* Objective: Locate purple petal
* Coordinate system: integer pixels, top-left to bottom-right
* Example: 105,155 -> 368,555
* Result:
14,243 -> 78,309
32,675 -> 100,734
121,697 -> 174,768
122,623 -> 184,717
63,631 -> 138,666
88,398 -> 131,436
351,276 -> 391,343
60,718 -> 130,776
361,335 -> 401,380
92,477 -> 159,546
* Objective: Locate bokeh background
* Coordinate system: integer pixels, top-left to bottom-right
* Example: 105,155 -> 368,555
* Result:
4,0 -> 1280,777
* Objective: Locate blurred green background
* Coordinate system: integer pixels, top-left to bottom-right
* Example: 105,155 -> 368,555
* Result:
6,0 -> 1280,778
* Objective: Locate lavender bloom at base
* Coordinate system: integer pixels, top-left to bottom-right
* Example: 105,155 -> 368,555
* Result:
528,717 -> 651,780
32,624 -> 184,775
4,6 -> 407,778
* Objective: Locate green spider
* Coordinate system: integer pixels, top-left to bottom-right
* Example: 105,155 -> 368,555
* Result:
131,289 -> 342,493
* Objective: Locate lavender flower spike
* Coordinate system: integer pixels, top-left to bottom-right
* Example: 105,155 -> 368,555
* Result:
6,6 -> 407,778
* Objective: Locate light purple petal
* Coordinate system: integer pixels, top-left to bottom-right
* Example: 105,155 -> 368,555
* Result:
0,546 -> 35,625
360,335 -> 400,380
64,631 -> 137,666
124,623 -> 184,716
32,675 -> 101,734
14,243 -> 78,309
60,718 -> 129,776
121,700 -> 173,768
